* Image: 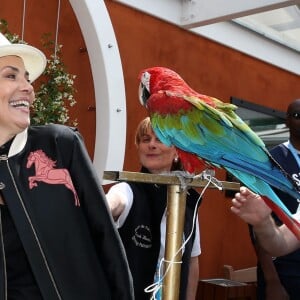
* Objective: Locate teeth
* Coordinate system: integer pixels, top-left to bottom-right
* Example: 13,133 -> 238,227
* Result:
9,100 -> 30,108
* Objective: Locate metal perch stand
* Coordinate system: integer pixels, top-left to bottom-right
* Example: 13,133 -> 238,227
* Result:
103,171 -> 240,300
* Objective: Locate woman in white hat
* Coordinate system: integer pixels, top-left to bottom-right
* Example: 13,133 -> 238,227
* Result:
0,33 -> 133,300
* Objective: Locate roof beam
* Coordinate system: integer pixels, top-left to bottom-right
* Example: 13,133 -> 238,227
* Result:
114,0 -> 300,28
181,0 -> 300,28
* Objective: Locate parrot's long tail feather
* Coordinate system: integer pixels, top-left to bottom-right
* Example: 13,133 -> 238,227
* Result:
265,150 -> 300,192
262,196 -> 300,240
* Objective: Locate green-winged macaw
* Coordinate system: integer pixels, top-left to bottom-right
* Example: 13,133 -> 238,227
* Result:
138,66 -> 300,239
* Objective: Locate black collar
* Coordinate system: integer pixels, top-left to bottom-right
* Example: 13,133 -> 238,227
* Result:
0,138 -> 14,156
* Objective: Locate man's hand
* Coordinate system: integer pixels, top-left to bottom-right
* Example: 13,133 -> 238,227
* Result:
231,187 -> 272,226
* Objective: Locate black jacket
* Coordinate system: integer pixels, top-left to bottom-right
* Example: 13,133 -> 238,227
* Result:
0,124 -> 134,300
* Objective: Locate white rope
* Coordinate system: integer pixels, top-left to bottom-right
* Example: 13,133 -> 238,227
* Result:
145,174 -> 214,299
54,0 -> 61,58
21,0 -> 26,41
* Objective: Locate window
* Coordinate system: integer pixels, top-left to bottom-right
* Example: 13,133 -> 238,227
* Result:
230,97 -> 288,148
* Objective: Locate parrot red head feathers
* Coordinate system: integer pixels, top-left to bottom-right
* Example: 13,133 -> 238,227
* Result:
138,66 -> 215,112
139,67 -> 186,100
139,67 -> 201,115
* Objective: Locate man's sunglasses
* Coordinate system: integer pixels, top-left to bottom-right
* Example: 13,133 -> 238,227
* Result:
288,112 -> 300,119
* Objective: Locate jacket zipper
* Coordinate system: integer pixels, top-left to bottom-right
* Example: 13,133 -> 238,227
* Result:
0,155 -> 62,300
0,204 -> 7,300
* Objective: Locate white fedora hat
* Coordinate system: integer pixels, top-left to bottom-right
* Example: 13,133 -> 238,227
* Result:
0,32 -> 46,82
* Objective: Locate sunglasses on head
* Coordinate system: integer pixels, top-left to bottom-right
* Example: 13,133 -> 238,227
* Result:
288,112 -> 300,119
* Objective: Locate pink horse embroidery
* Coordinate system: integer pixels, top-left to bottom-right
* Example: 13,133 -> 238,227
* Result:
27,150 -> 80,206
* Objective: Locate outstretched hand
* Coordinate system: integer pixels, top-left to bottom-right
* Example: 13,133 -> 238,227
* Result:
231,187 -> 272,226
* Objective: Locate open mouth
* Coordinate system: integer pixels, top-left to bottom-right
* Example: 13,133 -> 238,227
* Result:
9,100 -> 30,108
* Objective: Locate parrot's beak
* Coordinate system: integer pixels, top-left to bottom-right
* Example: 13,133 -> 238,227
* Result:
138,82 -> 150,107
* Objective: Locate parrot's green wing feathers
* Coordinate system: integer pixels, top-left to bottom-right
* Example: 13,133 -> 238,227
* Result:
182,94 -> 265,148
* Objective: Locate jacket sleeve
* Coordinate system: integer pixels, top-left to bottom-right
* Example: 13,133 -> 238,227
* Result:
60,126 -> 134,299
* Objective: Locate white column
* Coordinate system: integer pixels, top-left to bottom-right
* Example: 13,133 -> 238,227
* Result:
69,0 -> 126,183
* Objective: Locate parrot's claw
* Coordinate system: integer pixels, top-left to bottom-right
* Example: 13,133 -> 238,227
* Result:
193,168 -> 216,179
194,169 -> 223,190
161,169 -> 223,190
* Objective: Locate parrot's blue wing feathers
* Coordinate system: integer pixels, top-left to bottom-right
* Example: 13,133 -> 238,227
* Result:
226,167 -> 295,219
151,97 -> 300,204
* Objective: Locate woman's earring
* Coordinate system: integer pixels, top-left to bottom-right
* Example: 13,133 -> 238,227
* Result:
174,156 -> 179,163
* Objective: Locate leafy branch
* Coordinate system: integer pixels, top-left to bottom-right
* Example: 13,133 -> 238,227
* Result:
0,19 -> 77,126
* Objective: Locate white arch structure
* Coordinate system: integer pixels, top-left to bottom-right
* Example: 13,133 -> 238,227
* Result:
69,0 -> 126,183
